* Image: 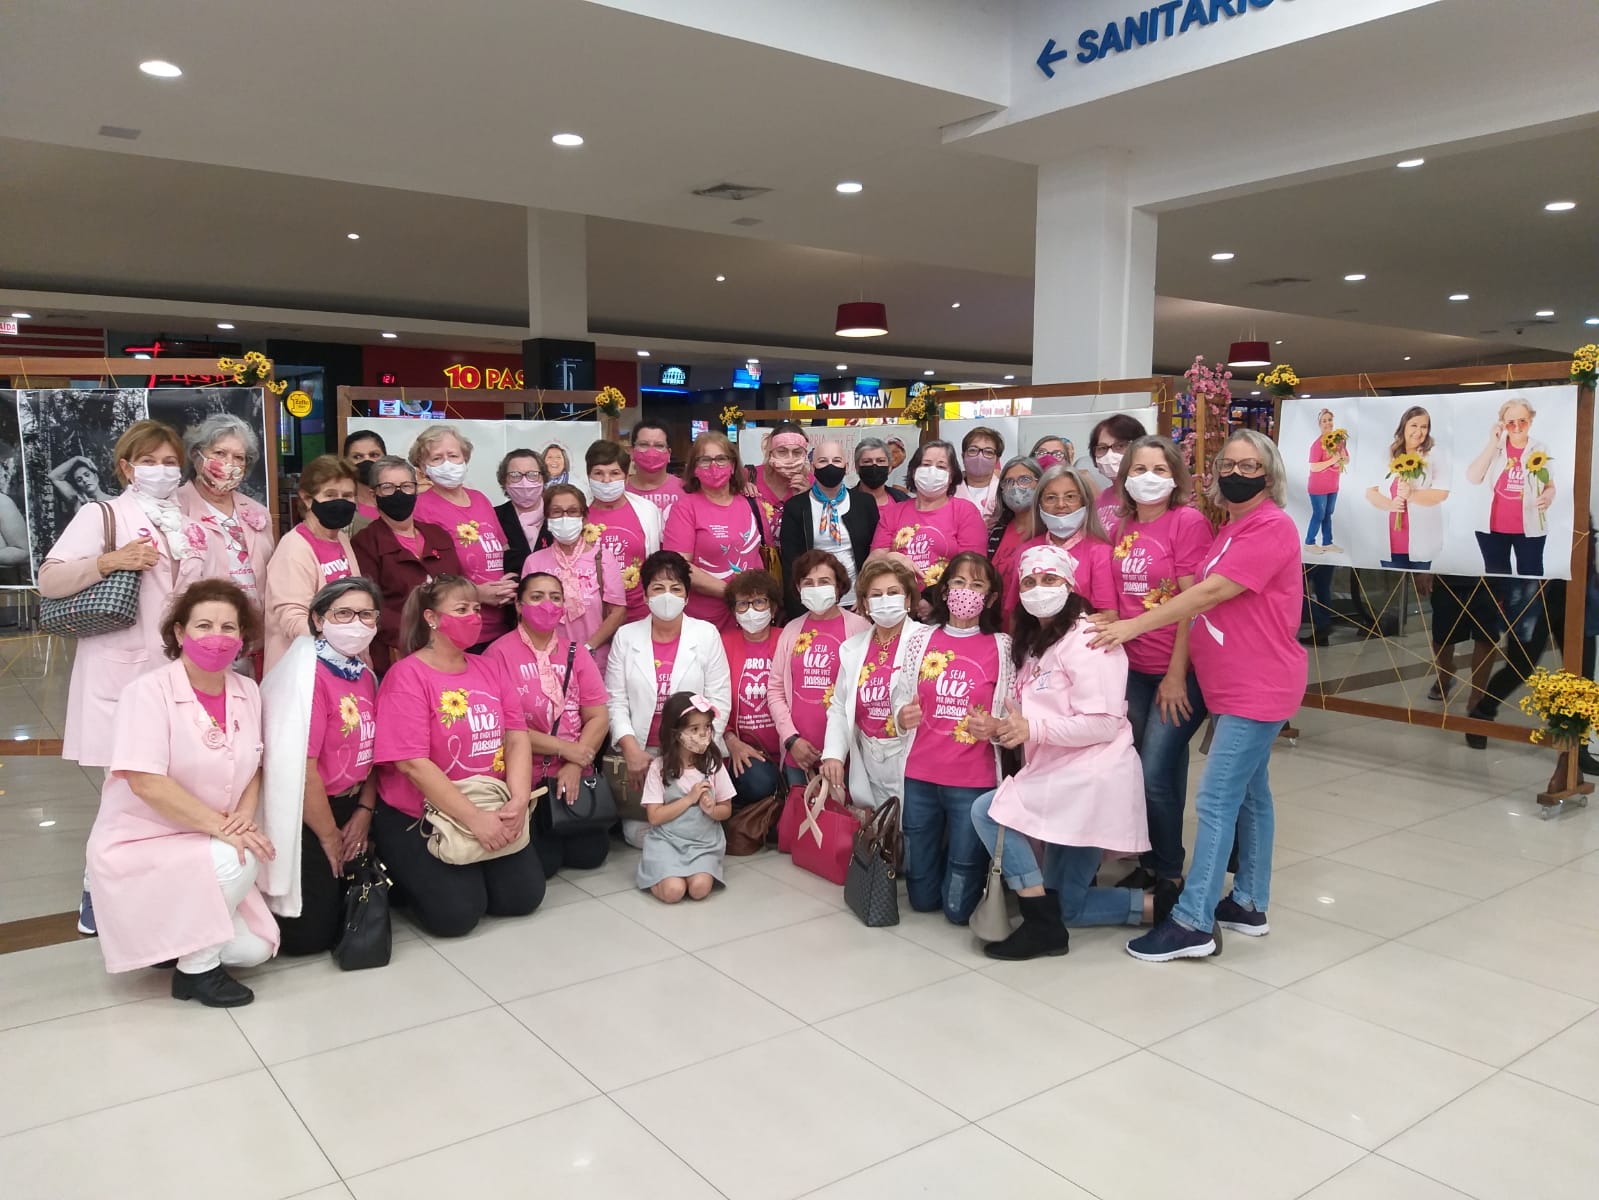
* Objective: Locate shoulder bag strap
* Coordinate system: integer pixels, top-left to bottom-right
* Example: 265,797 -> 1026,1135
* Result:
560,638 -> 577,694
96,501 -> 117,555
744,492 -> 768,542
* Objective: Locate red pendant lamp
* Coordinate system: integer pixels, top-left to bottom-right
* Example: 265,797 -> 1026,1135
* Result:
835,300 -> 888,338
1227,340 -> 1271,368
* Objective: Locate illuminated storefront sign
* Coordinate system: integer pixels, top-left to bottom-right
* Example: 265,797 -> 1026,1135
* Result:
442,363 -> 526,389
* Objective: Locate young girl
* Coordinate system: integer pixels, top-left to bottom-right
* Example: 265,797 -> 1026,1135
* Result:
638,692 -> 736,903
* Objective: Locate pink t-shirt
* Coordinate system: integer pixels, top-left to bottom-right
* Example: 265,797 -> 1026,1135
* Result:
854,632 -> 902,738
414,487 -> 511,638
483,632 -> 606,776
646,636 -> 681,747
298,525 -> 353,584
787,615 -> 846,749
662,491 -> 764,629
906,628 -> 1001,789
520,542 -> 625,674
1308,437 -> 1341,495
1110,506 -> 1213,676
1389,478 -> 1410,555
307,661 -> 378,795
641,762 -> 737,807
1187,501 -> 1307,722
591,499 -> 650,622
1490,442 -> 1526,535
395,530 -> 425,558
373,652 -> 525,818
193,686 -> 227,730
723,630 -> 780,758
870,497 -> 987,589
628,473 -> 683,522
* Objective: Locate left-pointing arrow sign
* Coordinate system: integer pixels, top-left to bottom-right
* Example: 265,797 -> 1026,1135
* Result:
1037,37 -> 1070,78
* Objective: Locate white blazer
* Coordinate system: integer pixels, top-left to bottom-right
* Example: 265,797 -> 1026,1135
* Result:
622,492 -> 664,555
605,615 -> 731,750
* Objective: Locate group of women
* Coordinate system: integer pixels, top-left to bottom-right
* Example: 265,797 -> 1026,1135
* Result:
49,411 -> 1304,1009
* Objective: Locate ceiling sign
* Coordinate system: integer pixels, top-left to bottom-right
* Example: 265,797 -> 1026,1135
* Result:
1038,0 -> 1290,75
0,321 -> 16,336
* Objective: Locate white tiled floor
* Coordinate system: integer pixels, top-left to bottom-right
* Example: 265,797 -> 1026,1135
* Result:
2,666 -> 1599,1196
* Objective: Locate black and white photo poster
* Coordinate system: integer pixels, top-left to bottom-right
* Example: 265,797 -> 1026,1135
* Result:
0,393 -> 33,586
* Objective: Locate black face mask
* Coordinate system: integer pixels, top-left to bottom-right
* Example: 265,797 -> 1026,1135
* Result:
857,464 -> 890,489
375,490 -> 417,522
814,464 -> 847,489
311,498 -> 358,530
355,459 -> 378,488
1218,473 -> 1268,504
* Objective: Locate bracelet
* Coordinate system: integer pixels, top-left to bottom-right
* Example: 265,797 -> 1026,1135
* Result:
358,803 -> 376,812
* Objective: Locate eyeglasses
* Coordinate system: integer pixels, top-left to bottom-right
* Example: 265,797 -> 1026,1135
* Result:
1505,418 -> 1530,430
965,448 -> 998,461
770,447 -> 807,461
1095,440 -> 1130,457
547,508 -> 583,519
374,482 -> 417,497
1216,458 -> 1265,476
327,608 -> 379,626
733,597 -> 771,612
699,455 -> 732,467
504,470 -> 541,483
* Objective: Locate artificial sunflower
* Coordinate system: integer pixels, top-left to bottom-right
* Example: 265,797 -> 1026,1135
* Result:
456,520 -> 482,545
437,688 -> 470,726
338,694 -> 361,738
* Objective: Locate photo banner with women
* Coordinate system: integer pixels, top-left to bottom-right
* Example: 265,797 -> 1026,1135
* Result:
1278,387 -> 1579,580
347,418 -> 603,498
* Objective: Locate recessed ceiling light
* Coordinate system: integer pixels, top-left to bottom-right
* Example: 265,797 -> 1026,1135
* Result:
1535,309 -> 1555,318
1461,380 -> 1496,386
1344,274 -> 1367,282
714,274 -> 726,283
1397,157 -> 1426,169
950,302 -> 961,309
38,819 -> 55,828
636,350 -> 650,357
835,364 -> 848,371
1274,340 -> 1284,345
835,181 -> 864,194
10,312 -> 30,319
1250,390 -> 1261,396
552,133 -> 585,147
216,322 -> 235,330
139,59 -> 182,78
1301,394 -> 1312,399
1545,200 -> 1577,212
923,370 -> 935,376
347,233 -> 360,240
1003,374 -> 1016,381
380,331 -> 398,339
1587,318 -> 1599,326
1404,356 -> 1413,361
1210,251 -> 1235,261
1449,293 -> 1470,301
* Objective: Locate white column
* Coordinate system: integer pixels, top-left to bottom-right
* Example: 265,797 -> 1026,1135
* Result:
1032,150 -> 1157,385
526,209 -> 589,339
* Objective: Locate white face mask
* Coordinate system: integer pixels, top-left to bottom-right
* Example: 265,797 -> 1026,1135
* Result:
648,592 -> 687,621
1020,584 -> 1071,619
799,585 -> 837,615
1041,507 -> 1087,538
548,515 -> 584,544
590,478 -> 626,503
914,465 -> 950,496
132,464 -> 182,501
322,619 -> 377,657
1125,473 -> 1177,504
1097,450 -> 1124,478
735,606 -> 773,634
868,594 -> 908,628
426,460 -> 468,489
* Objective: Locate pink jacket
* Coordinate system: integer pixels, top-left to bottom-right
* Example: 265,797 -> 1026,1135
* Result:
38,491 -> 207,766
766,610 -> 870,746
176,481 -> 276,602
986,619 -> 1149,854
262,525 -> 356,672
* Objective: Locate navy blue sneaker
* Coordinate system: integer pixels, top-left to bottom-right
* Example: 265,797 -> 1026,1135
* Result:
1127,918 -> 1219,962
1215,893 -> 1269,936
77,889 -> 97,937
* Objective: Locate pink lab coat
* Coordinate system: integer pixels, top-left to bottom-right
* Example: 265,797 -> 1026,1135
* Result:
177,481 -> 276,601
987,619 -> 1149,855
38,491 -> 208,766
86,659 -> 278,973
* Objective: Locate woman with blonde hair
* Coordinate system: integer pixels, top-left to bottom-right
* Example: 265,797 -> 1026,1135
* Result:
1465,396 -> 1555,576
662,431 -> 766,630
1304,408 -> 1348,553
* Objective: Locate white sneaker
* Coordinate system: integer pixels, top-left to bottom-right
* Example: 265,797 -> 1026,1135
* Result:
1303,544 -> 1324,555
1323,543 -> 1345,554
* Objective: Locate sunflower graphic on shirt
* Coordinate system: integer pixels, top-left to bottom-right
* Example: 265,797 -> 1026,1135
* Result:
338,694 -> 361,738
893,525 -> 917,551
1113,532 -> 1140,560
1142,579 -> 1180,611
491,744 -> 505,775
438,688 -> 470,727
455,520 -> 481,545
792,630 -> 816,656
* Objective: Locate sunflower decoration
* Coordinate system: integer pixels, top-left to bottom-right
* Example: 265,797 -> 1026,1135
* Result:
1142,579 -> 1180,611
1384,452 -> 1428,532
1113,531 -> 1140,560
1520,667 -> 1599,746
892,525 -> 917,551
338,694 -> 362,738
1255,363 -> 1300,398
621,562 -> 641,590
901,383 -> 936,430
719,403 -> 746,430
456,520 -> 482,545
582,522 -> 604,544
1570,344 -> 1598,388
792,629 -> 816,656
490,744 -> 506,775
595,386 -> 628,418
437,688 -> 470,727
1526,450 -> 1554,531
919,649 -> 954,681
217,351 -> 289,395
922,561 -> 945,588
1320,427 -> 1350,459
821,684 -> 835,711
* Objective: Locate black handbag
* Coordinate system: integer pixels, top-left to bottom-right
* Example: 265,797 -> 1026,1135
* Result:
331,852 -> 392,971
538,642 -> 619,838
844,796 -> 902,927
39,501 -> 142,638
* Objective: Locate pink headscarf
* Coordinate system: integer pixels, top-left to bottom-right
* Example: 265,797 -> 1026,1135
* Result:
1018,544 -> 1078,589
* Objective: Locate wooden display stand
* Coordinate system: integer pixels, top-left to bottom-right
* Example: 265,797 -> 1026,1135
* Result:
335,386 -> 603,448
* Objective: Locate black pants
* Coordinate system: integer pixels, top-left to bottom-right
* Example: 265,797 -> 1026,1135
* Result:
1476,530 -> 1547,577
276,791 -> 360,957
1480,582 -> 1598,712
372,801 -> 545,938
532,772 -> 614,878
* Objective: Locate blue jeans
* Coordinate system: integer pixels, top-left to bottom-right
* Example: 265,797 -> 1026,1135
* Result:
1306,492 -> 1337,545
970,791 -> 1142,926
730,756 -> 781,807
1173,714 -> 1281,933
1125,669 -> 1207,879
902,777 -> 990,924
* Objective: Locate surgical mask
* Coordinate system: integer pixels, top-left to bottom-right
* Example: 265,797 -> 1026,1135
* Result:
857,464 -> 890,490
426,460 -> 468,489
310,498 -> 357,531
133,464 -> 182,500
632,446 -> 670,474
322,620 -> 376,657
520,600 -> 564,632
506,479 -> 543,509
1002,483 -> 1036,513
735,606 -> 773,634
1019,585 -> 1070,619
376,490 -> 417,522
1096,450 -> 1124,478
590,478 -> 626,503
548,516 -> 584,544
800,585 -> 837,615
696,462 -> 734,490
199,457 -> 243,493
962,452 -> 994,478
914,465 -> 950,496
945,586 -> 986,621
1219,472 -> 1268,503
183,633 -> 243,672
434,611 -> 482,650
1125,473 -> 1177,504
813,464 -> 847,490
868,594 -> 908,628
648,592 -> 687,621
1041,507 -> 1087,538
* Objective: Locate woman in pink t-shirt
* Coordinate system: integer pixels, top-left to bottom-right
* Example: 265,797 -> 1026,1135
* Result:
991,456 -> 1042,629
371,574 -> 544,937
662,431 -> 766,630
869,439 -> 987,596
898,552 -> 1012,925
1093,430 -> 1306,964
520,483 -> 626,674
1465,396 -> 1555,577
720,570 -> 785,807
1305,408 -> 1349,552
1089,413 -> 1147,529
1002,465 -> 1116,628
410,425 -> 518,647
755,423 -> 813,548
262,455 -> 359,672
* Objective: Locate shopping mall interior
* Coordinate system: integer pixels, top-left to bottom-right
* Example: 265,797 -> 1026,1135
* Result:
2,2 -> 1599,1197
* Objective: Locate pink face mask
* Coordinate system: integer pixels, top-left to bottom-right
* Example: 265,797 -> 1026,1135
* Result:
1036,453 -> 1061,471
521,599 -> 564,633
945,587 -> 987,622
632,446 -> 670,473
697,462 -> 734,490
183,633 -> 243,672
506,479 -> 543,509
434,611 -> 483,650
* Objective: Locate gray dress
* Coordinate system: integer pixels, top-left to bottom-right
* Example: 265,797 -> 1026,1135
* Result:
637,769 -> 728,889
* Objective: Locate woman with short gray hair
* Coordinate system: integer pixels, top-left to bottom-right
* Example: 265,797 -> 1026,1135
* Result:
853,437 -> 907,508
178,411 -> 275,612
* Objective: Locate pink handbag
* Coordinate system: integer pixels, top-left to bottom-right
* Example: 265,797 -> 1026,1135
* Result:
790,776 -> 867,886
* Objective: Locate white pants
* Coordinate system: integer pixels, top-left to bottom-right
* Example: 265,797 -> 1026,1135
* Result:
177,840 -> 274,975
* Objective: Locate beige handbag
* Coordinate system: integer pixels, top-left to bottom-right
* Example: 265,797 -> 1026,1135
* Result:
971,826 -> 1014,943
421,775 -> 542,866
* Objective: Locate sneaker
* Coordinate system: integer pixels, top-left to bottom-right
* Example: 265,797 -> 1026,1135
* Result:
1114,864 -> 1158,890
77,889 -> 97,937
1126,918 -> 1219,962
1215,893 -> 1270,936
1324,543 -> 1345,555
1426,678 -> 1454,702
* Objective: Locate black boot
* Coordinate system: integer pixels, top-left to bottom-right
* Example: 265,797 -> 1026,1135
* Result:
1152,877 -> 1184,925
1465,700 -> 1498,750
171,965 -> 254,1008
983,893 -> 1069,961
